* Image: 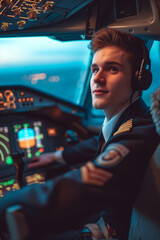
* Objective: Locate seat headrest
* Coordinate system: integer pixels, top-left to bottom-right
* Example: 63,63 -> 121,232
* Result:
150,87 -> 160,136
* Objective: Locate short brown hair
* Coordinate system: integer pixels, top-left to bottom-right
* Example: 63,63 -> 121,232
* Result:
89,28 -> 150,72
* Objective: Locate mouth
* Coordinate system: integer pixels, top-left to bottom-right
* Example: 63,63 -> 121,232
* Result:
93,89 -> 108,95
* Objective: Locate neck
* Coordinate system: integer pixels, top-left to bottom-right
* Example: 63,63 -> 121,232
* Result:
104,91 -> 139,121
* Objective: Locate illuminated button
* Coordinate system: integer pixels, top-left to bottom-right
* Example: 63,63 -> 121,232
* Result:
18,98 -> 22,103
28,153 -> 32,159
26,98 -> 30,102
22,98 -> 25,102
47,128 -> 56,136
6,156 -> 13,165
39,148 -> 44,153
20,91 -> 24,96
56,146 -> 64,151
30,97 -> 34,102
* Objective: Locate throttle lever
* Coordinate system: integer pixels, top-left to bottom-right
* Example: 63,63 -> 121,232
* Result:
12,151 -> 26,188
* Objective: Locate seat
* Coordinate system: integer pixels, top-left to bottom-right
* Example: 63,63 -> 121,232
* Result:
128,144 -> 160,240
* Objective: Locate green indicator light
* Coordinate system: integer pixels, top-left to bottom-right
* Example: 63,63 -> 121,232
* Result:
6,156 -> 13,165
35,151 -> 41,157
28,153 -> 32,159
0,179 -> 15,187
23,123 -> 29,128
14,124 -> 20,132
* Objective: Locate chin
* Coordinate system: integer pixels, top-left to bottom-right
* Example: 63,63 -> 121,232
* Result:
92,101 -> 106,109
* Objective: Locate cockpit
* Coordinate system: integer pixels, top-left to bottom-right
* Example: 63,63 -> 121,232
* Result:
0,0 -> 160,239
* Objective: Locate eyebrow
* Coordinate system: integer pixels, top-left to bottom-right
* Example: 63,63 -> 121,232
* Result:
91,61 -> 123,69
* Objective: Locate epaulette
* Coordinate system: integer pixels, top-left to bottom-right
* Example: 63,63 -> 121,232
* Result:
113,119 -> 133,136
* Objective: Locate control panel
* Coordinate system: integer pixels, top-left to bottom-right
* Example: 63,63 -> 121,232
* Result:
0,0 -> 93,32
0,87 -> 56,111
0,85 -> 89,200
0,172 -> 45,198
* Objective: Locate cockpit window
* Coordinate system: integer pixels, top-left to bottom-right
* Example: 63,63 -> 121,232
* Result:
0,37 -> 91,106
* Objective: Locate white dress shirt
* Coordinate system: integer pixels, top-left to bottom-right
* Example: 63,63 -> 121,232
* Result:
102,96 -> 139,142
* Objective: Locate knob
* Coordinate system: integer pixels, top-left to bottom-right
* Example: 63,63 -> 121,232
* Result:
17,20 -> 25,29
13,8 -> 20,17
1,23 -> 8,31
27,10 -> 37,21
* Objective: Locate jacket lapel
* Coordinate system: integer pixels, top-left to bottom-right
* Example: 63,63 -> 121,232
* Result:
101,98 -> 149,152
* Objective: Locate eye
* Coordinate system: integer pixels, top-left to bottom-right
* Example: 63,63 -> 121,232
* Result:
91,67 -> 99,74
109,66 -> 118,73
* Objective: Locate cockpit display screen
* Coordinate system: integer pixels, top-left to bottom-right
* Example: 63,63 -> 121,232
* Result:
14,121 -> 45,159
0,126 -> 13,165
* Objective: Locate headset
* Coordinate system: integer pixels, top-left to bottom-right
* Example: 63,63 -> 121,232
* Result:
132,41 -> 152,91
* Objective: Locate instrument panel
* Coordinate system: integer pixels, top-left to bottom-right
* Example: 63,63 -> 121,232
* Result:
0,86 -> 87,199
0,113 -> 67,198
0,120 -> 45,165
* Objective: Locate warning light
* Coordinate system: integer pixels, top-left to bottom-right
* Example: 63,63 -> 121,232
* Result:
56,146 -> 64,151
47,128 -> 57,136
39,148 -> 44,153
20,92 -> 24,96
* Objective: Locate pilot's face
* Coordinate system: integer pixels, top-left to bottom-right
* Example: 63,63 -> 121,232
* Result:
90,46 -> 133,119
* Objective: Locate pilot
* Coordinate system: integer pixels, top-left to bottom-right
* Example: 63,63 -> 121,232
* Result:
0,28 -> 159,240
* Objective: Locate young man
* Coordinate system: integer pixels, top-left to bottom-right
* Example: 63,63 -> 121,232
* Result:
0,29 -> 159,240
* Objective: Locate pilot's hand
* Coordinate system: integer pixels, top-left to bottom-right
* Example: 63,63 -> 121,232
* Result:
28,152 -> 56,168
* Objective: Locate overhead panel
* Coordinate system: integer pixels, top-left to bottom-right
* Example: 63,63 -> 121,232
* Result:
0,0 -> 94,34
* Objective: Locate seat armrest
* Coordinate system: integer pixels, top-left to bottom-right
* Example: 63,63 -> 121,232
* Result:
5,205 -> 29,240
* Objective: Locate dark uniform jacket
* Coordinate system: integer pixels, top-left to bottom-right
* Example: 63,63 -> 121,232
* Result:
0,98 -> 159,239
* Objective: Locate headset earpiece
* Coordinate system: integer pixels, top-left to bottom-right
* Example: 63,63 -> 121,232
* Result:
132,43 -> 152,91
133,64 -> 152,91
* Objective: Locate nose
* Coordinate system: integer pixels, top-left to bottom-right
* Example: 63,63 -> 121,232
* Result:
93,69 -> 105,84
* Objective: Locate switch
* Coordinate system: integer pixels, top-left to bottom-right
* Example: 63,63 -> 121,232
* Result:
27,10 -> 37,21
17,20 -> 25,29
43,3 -> 53,13
1,23 -> 8,31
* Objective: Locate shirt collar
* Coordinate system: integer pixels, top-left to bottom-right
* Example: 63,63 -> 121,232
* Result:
102,96 -> 140,142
